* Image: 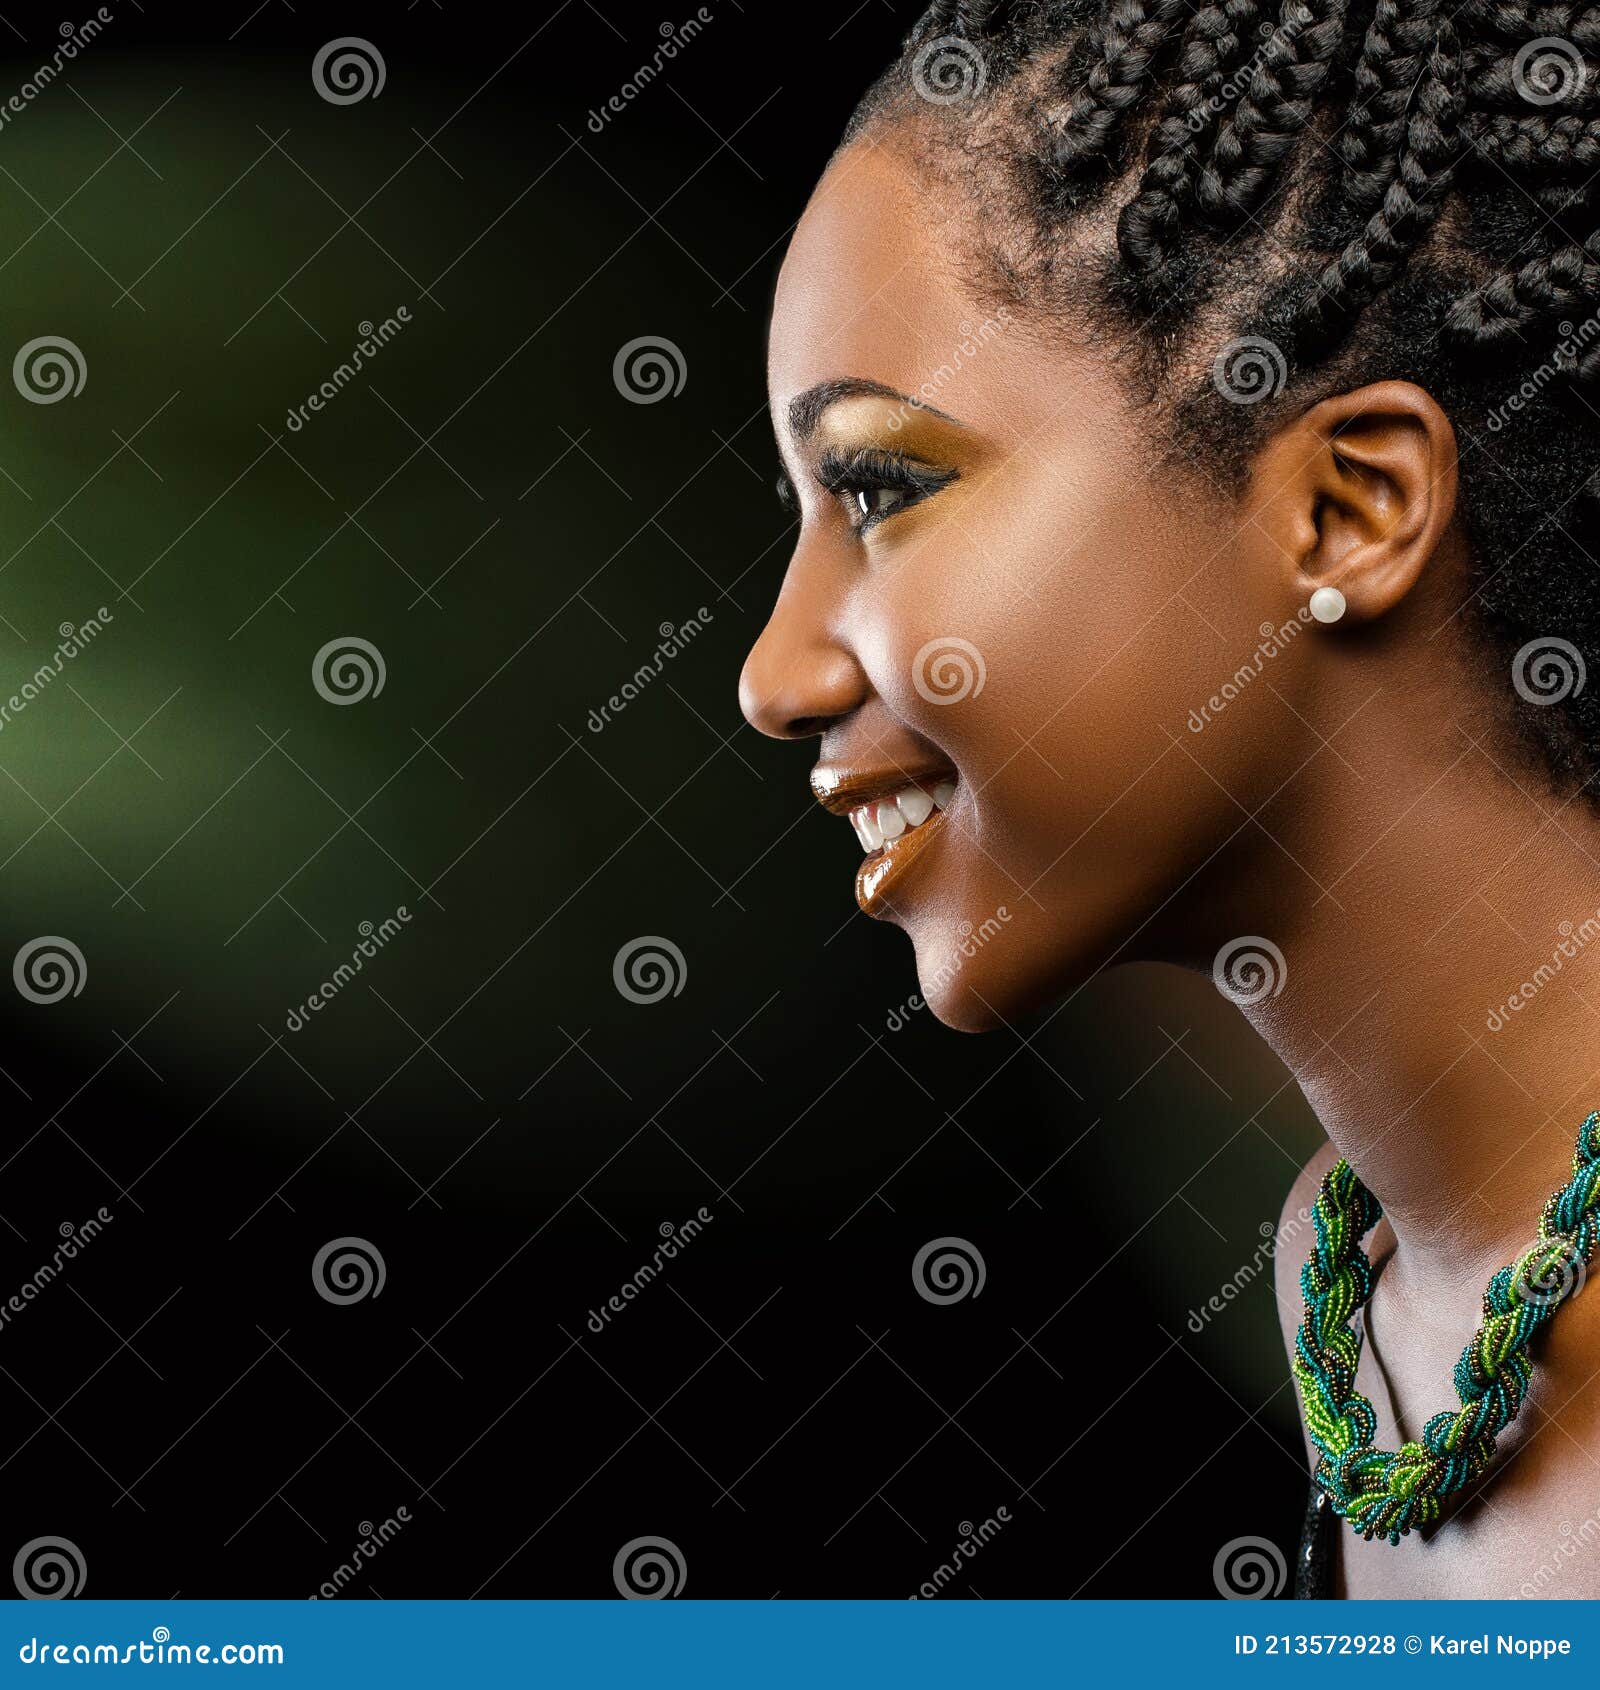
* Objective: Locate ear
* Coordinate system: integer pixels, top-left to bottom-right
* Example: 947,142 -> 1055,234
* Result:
1247,380 -> 1458,623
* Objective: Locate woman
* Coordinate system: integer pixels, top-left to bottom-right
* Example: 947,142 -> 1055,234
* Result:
738,0 -> 1600,1599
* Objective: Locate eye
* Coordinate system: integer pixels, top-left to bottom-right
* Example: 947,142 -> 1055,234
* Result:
815,446 -> 956,536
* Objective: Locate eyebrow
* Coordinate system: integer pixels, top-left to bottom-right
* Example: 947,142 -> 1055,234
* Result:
785,377 -> 963,443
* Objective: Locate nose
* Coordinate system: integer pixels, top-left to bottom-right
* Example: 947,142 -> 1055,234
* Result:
739,576 -> 869,741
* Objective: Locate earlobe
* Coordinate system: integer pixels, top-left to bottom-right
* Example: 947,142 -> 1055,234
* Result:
1251,380 -> 1459,625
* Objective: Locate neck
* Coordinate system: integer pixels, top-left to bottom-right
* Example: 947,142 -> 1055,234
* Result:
1222,711 -> 1600,1294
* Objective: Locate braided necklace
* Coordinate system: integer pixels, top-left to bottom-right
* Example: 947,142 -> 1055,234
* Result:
1293,1109 -> 1600,1545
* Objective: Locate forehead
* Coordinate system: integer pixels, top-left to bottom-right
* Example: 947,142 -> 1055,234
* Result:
768,139 -> 1095,449
770,141 -> 998,433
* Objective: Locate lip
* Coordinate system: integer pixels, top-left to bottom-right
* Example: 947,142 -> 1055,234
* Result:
810,761 -> 958,917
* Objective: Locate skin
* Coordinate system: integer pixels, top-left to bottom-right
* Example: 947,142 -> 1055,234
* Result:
740,134 -> 1600,1598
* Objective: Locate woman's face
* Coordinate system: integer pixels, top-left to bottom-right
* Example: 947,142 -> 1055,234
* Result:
740,139 -> 1322,1030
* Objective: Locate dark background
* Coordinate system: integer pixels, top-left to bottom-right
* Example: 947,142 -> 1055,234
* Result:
0,0 -> 1323,1598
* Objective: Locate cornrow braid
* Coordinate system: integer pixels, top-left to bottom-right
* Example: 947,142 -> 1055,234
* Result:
1116,0 -> 1267,284
1192,0 -> 1348,227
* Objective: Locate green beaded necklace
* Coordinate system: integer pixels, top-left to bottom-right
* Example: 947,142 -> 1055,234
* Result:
1293,1109 -> 1600,1545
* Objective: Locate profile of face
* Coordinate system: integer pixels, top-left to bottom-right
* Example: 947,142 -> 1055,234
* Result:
739,138 -> 1464,1032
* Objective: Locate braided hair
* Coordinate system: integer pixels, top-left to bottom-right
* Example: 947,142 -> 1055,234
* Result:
847,0 -> 1600,788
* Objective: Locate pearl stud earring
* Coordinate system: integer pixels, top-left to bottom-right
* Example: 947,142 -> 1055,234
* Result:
1309,586 -> 1346,624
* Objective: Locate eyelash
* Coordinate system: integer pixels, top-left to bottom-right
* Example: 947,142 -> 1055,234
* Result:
816,447 -> 955,533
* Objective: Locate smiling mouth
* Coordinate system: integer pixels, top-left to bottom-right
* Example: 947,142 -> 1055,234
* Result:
811,767 -> 959,917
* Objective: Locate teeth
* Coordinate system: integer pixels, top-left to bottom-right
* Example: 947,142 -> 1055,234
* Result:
847,780 -> 956,856
898,788 -> 934,827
